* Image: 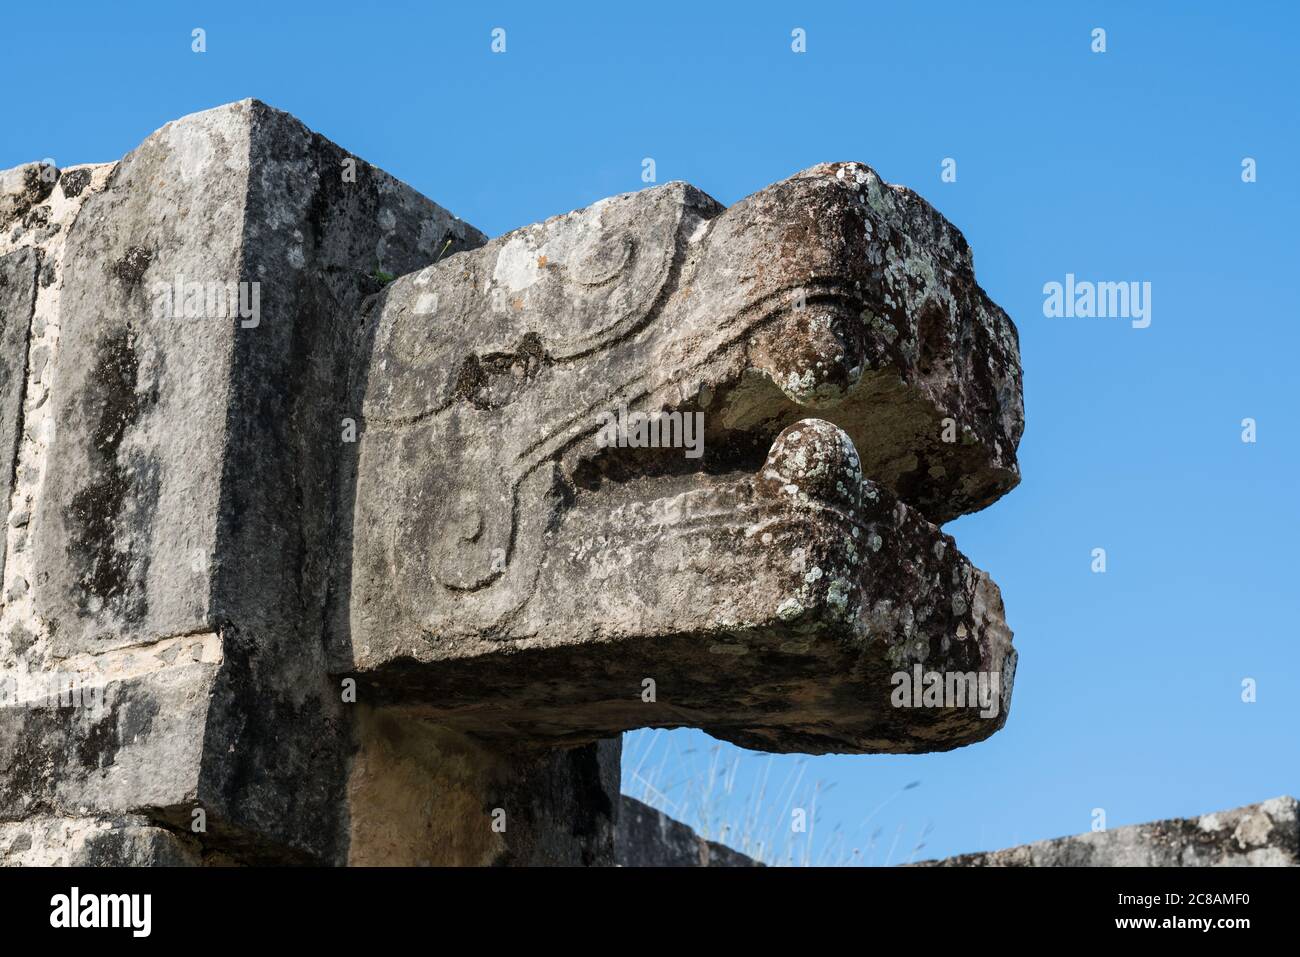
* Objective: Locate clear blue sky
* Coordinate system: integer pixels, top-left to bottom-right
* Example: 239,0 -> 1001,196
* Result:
5,1 -> 1296,863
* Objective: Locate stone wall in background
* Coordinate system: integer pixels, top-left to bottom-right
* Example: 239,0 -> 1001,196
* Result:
917,797 -> 1299,867
616,796 -> 760,867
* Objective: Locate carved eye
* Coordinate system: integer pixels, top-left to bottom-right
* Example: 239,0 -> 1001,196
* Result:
451,501 -> 484,543
569,232 -> 633,286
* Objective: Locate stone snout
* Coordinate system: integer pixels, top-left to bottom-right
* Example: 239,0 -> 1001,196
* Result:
645,160 -> 1025,527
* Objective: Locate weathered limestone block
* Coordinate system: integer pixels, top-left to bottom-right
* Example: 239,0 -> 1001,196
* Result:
339,163 -> 1021,755
2,159 -> 127,823
0,815 -> 209,867
0,101 -> 487,863
32,100 -> 481,651
0,247 -> 39,588
918,797 -> 1300,867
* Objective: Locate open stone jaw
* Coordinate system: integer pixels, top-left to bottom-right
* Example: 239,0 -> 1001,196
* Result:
347,420 -> 1016,755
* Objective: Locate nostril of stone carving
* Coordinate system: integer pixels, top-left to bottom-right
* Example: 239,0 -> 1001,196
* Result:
752,300 -> 865,408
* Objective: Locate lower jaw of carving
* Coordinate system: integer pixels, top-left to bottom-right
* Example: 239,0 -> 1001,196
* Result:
378,419 -> 1016,755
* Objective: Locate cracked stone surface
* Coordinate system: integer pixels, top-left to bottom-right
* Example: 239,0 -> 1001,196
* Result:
2,101 -> 1021,865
